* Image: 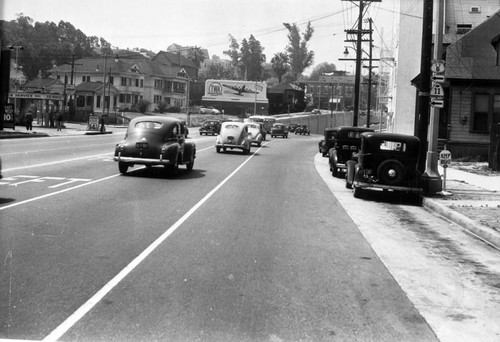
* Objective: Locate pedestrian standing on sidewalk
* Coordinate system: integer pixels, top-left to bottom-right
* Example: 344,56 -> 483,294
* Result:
25,111 -> 33,131
56,111 -> 63,131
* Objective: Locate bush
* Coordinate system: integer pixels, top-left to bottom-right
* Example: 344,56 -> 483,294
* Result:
165,106 -> 181,113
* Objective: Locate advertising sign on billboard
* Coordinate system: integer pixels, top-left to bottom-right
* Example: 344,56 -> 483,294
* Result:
202,80 -> 268,104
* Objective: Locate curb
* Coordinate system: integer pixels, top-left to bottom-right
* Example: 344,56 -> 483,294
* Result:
422,197 -> 500,249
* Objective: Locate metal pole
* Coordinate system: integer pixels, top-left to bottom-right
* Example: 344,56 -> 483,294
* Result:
353,0 -> 364,127
366,18 -> 373,128
101,54 -> 107,117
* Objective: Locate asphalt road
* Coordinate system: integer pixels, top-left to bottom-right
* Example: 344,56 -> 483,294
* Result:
0,132 -> 495,341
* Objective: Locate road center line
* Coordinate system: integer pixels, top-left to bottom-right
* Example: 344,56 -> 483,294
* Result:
42,145 -> 265,342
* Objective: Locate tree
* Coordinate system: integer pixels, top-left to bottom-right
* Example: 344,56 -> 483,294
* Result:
308,62 -> 337,80
283,22 -> 315,81
271,52 -> 290,83
224,34 -> 266,81
186,46 -> 207,69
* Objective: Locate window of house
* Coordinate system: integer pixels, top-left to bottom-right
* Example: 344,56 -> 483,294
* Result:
472,93 -> 489,132
76,96 -> 85,107
109,76 -> 114,85
492,36 -> 500,66
135,79 -> 139,87
456,24 -> 472,34
82,75 -> 90,82
121,77 -> 127,86
97,95 -> 101,108
140,79 -> 144,88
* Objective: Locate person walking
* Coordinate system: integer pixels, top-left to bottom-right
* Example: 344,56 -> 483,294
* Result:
56,112 -> 63,131
25,111 -> 33,131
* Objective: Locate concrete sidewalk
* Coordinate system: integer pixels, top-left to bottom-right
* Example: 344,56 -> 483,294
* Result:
0,122 -> 127,138
422,165 -> 500,249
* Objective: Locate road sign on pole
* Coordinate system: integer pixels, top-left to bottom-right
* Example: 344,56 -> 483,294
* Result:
430,98 -> 444,108
431,74 -> 445,83
430,83 -> 444,97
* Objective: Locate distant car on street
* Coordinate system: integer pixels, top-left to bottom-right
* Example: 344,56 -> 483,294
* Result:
318,127 -> 338,157
215,122 -> 252,154
199,120 -> 222,136
329,126 -> 373,176
295,125 -> 310,135
114,116 -> 196,175
288,123 -> 299,133
270,123 -> 289,138
200,106 -> 221,114
247,122 -> 264,147
345,132 -> 423,198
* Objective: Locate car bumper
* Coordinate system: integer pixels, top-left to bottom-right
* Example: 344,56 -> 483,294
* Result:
113,152 -> 175,165
353,180 -> 423,193
216,143 -> 246,150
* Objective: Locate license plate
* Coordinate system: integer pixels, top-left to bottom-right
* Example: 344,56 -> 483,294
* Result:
136,142 -> 148,148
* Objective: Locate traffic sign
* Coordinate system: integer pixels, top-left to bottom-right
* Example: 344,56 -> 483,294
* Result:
431,60 -> 445,73
439,149 -> 452,168
430,98 -> 444,108
431,74 -> 445,83
430,83 -> 444,97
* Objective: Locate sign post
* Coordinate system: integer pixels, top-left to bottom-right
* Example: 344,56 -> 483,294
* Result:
439,146 -> 452,192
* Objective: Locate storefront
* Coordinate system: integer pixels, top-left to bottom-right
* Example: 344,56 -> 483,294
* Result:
8,92 -> 63,126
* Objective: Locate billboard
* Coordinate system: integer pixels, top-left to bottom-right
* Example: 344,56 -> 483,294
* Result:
202,79 -> 268,104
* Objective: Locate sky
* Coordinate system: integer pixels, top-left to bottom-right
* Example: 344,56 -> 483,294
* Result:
1,0 -> 402,75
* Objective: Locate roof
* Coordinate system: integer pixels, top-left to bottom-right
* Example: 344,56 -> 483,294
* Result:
153,51 -> 197,69
445,10 -> 500,80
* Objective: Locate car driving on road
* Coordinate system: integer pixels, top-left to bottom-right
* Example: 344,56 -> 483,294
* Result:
215,121 -> 252,154
199,120 -> 222,136
270,123 -> 289,138
247,122 -> 264,147
114,116 -> 196,175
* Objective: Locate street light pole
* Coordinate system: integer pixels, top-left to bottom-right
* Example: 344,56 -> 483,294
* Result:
9,45 -> 24,120
101,54 -> 108,117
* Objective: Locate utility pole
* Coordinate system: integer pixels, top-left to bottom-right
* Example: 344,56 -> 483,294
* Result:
366,18 -> 373,128
341,0 -> 381,126
423,0 -> 444,193
416,0 -> 433,176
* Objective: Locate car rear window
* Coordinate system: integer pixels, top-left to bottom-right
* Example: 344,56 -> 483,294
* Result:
380,141 -> 407,152
135,121 -> 163,129
224,124 -> 240,129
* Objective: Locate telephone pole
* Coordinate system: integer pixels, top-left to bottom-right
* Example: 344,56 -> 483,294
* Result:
341,0 -> 381,126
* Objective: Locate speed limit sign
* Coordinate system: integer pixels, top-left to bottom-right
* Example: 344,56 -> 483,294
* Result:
439,149 -> 452,168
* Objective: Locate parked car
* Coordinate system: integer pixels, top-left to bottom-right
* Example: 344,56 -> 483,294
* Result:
199,120 -> 222,136
345,132 -> 423,198
270,123 -> 289,138
311,108 -> 321,114
288,123 -> 299,133
295,125 -> 310,135
215,122 -> 252,154
329,126 -> 374,176
247,122 -> 264,147
318,127 -> 338,157
200,106 -> 221,114
114,116 -> 196,175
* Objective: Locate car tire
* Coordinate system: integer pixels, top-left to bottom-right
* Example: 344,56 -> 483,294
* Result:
186,153 -> 195,172
377,159 -> 405,185
118,162 -> 128,174
216,147 -> 221,153
353,186 -> 363,198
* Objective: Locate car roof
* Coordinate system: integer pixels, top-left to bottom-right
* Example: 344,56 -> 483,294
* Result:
130,115 -> 182,125
361,132 -> 420,143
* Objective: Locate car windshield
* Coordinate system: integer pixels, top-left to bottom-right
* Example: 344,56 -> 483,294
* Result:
134,121 -> 163,129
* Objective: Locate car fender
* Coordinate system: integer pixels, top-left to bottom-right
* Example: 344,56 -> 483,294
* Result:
183,142 -> 196,163
329,148 -> 338,166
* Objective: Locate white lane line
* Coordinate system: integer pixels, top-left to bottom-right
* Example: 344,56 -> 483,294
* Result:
0,174 -> 121,211
42,145 -> 265,342
2,153 -> 111,173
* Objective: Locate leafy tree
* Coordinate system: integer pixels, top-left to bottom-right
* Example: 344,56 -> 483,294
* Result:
186,46 -> 207,69
136,99 -> 150,113
206,63 -> 234,79
308,62 -> 337,80
223,34 -> 265,81
283,22 -> 315,81
271,52 -> 290,83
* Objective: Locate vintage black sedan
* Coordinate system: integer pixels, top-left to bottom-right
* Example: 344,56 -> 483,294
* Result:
270,123 -> 289,138
114,116 -> 196,175
199,120 -> 221,136
318,127 -> 338,157
328,126 -> 373,176
345,132 -> 423,198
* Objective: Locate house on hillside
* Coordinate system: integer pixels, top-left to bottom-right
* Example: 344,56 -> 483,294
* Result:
267,83 -> 305,114
444,10 -> 500,167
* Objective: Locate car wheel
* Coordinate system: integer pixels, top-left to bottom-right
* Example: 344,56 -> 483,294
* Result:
118,162 -> 128,174
353,186 -> 363,198
186,154 -> 195,172
165,162 -> 178,176
377,160 -> 405,185
216,146 -> 221,153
